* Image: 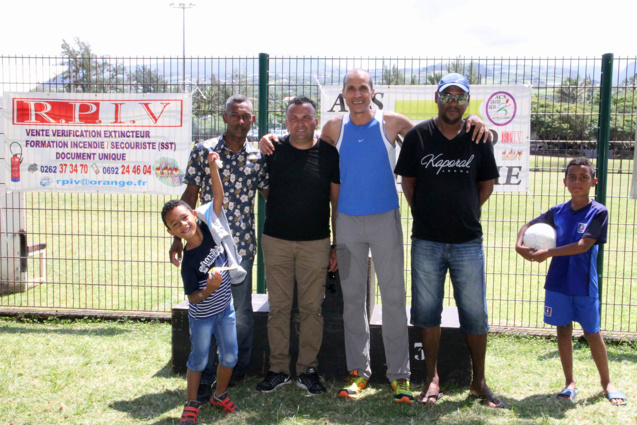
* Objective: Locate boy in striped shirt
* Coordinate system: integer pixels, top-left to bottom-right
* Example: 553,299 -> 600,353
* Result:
162,152 -> 246,422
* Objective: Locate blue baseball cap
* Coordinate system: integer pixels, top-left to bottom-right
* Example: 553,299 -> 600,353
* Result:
438,73 -> 470,93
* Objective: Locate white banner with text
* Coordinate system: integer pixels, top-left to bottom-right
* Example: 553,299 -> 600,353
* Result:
320,84 -> 532,192
2,92 -> 191,194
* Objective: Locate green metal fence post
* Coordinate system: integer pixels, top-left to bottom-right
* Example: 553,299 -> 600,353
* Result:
596,53 -> 613,308
256,53 -> 269,294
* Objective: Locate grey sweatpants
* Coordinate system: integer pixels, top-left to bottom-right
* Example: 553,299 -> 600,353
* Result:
336,209 -> 410,381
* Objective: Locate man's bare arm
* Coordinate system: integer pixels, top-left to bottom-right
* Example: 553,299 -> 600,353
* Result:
329,182 -> 339,272
400,176 -> 417,209
319,117 -> 342,146
478,179 -> 495,206
384,111 -> 414,142
181,184 -> 199,209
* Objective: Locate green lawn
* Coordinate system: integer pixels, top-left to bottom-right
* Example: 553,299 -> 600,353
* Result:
1,318 -> 636,425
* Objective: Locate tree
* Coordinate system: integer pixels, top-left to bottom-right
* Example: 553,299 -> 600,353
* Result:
531,95 -> 598,141
191,72 -> 255,138
619,74 -> 637,100
554,75 -> 592,104
610,92 -> 637,142
128,65 -> 170,93
445,59 -> 480,84
60,38 -> 123,93
382,65 -> 405,85
425,71 -> 444,85
622,74 -> 637,86
192,72 -> 252,118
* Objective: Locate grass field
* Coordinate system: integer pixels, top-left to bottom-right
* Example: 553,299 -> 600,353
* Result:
1,317 -> 636,425
1,155 -> 636,334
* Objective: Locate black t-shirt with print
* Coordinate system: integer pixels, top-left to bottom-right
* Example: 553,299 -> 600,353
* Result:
395,119 -> 499,243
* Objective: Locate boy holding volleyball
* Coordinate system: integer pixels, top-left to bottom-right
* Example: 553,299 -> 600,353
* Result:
515,158 -> 626,405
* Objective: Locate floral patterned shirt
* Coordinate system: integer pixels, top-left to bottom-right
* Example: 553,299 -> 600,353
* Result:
184,134 -> 269,262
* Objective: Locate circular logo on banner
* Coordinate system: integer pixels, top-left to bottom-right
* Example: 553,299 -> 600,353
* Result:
486,91 -> 517,126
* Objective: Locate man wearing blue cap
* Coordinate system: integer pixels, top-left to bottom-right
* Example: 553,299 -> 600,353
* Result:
395,73 -> 504,407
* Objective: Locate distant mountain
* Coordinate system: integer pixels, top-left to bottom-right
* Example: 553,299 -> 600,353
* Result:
617,61 -> 637,83
36,57 -> 636,91
127,58 -> 613,87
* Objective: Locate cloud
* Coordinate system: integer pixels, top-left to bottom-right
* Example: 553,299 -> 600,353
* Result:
470,25 -> 529,49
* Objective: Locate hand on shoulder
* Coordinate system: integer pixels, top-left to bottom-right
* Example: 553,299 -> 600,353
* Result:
465,115 -> 492,144
258,133 -> 281,155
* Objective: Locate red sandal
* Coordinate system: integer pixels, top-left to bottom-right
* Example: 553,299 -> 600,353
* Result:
179,400 -> 201,424
210,392 -> 239,413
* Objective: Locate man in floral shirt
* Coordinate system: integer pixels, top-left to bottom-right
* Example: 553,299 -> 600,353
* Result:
170,94 -> 269,401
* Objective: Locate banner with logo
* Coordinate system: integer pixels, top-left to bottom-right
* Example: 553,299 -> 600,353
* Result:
2,92 -> 191,194
320,85 -> 531,192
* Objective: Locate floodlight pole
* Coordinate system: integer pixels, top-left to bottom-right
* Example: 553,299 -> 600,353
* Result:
170,2 -> 195,92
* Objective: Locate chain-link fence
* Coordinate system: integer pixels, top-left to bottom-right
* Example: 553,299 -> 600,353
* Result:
1,54 -> 635,334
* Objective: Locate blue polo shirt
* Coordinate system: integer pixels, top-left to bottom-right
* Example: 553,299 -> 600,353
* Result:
530,200 -> 608,297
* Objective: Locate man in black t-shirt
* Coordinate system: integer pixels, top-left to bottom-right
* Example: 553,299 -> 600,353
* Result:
395,74 -> 504,408
255,97 -> 340,396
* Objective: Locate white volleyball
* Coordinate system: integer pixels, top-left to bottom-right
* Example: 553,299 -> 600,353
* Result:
523,223 -> 557,250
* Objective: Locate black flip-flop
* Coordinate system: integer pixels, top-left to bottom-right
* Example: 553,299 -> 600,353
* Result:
471,392 -> 506,409
417,391 -> 443,404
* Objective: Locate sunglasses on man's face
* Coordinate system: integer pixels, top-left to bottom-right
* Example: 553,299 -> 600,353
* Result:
438,93 -> 469,105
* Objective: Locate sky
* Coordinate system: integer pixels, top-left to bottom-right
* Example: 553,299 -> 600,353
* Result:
1,0 -> 634,59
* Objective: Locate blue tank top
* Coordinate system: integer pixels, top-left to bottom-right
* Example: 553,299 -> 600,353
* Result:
336,110 -> 399,215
